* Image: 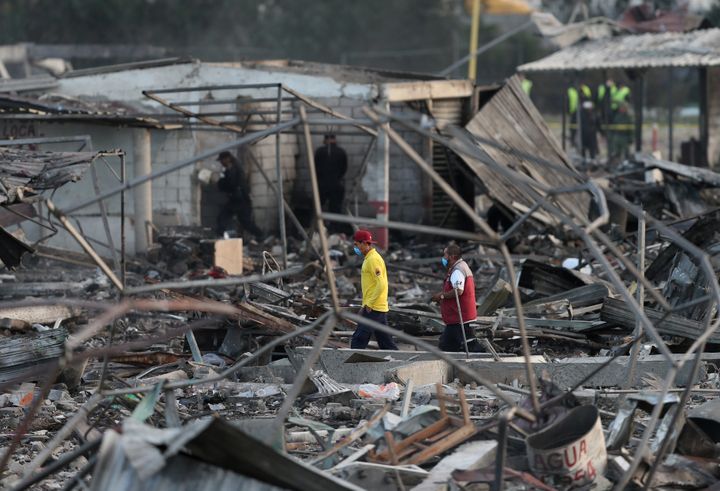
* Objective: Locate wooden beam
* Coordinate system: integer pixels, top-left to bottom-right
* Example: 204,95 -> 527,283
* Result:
381,80 -> 474,102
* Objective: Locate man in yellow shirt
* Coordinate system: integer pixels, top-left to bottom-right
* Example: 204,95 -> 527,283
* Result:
350,230 -> 398,350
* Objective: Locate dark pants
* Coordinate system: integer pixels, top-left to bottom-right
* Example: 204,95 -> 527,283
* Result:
319,185 -> 345,215
351,310 -> 398,350
216,198 -> 262,238
439,323 -> 477,352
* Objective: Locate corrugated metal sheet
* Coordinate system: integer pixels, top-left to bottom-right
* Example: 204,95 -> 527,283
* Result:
519,28 -> 720,72
454,76 -> 589,225
0,148 -> 97,204
0,94 -> 170,128
90,418 -> 363,491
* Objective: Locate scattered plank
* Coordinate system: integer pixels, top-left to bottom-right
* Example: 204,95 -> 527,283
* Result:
0,328 -> 67,383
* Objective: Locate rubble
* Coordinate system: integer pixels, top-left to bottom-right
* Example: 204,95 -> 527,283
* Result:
0,50 -> 720,491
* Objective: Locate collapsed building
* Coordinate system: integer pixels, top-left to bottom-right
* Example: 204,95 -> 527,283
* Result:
1,31 -> 720,491
0,58 -> 476,254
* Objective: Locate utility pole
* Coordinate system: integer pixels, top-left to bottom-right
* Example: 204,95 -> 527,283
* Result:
467,0 -> 481,81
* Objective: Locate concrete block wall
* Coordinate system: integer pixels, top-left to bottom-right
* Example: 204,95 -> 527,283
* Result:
151,129 -> 196,225
388,103 -> 426,225
291,97 -> 427,227
247,100 -> 299,232
291,96 -> 376,222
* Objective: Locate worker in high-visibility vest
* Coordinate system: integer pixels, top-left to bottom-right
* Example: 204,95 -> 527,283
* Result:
598,79 -> 631,155
607,103 -> 633,161
567,84 -> 592,143
598,79 -> 629,107
519,73 -> 533,96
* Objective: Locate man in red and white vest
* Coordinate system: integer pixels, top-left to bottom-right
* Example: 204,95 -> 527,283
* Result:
431,244 -> 479,352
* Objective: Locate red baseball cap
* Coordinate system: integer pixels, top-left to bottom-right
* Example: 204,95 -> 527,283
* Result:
353,229 -> 376,243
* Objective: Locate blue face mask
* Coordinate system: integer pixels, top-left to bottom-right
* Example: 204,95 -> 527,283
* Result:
354,246 -> 362,256
441,257 -> 448,267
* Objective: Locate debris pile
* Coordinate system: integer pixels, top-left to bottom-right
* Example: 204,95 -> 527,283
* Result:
2,74 -> 720,491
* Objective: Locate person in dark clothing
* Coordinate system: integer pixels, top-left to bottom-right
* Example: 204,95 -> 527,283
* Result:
578,87 -> 598,159
607,103 -> 633,161
314,134 -> 348,215
216,151 -> 262,239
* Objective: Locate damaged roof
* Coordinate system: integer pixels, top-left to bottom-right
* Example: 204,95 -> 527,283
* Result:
0,93 -> 174,128
519,27 -> 720,72
0,147 -> 97,204
221,59 -> 447,84
453,76 -> 589,226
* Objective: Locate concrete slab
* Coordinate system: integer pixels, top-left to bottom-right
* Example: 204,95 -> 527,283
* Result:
273,348 -> 720,388
387,360 -> 452,386
458,354 -> 708,389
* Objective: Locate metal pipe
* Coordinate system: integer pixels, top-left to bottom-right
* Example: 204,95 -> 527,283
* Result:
274,315 -> 337,428
272,106 -> 345,430
124,265 -> 302,295
90,162 -> 119,269
364,107 -> 541,413
146,82 -> 282,94
45,200 -> 124,291
439,19 -> 534,77
167,96 -> 293,106
643,345 -> 707,488
11,438 -> 102,491
120,153 -> 126,289
342,311 -> 535,422
0,135 -> 94,147
59,455 -> 97,491
320,212 -> 493,243
299,105 -> 340,309
453,287 -> 470,359
245,150 -> 322,260
615,367 -> 677,489
63,119 -> 300,214
276,84 -> 288,269
281,85 -> 377,137
634,73 -> 645,152
493,409 -> 515,491
625,214 -> 645,388
100,312 -> 333,396
667,68 -> 674,160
